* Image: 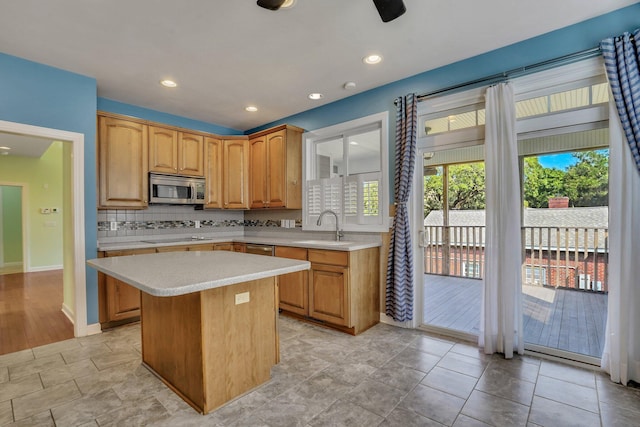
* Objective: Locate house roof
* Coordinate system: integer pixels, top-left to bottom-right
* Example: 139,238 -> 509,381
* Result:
424,207 -> 608,228
423,207 -> 608,251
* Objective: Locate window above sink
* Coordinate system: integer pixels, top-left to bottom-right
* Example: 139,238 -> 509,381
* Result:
302,112 -> 390,233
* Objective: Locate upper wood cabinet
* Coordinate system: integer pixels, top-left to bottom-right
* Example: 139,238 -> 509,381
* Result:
149,126 -> 204,176
249,125 -> 303,209
178,132 -> 204,176
98,115 -> 149,209
205,137 -> 250,209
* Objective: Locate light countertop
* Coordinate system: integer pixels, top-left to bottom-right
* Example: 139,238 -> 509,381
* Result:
98,235 -> 381,252
87,251 -> 310,297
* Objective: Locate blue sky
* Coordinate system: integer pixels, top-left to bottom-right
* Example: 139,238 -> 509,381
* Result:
538,153 -> 577,170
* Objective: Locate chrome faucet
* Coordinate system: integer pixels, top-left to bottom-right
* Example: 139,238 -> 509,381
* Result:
317,210 -> 344,241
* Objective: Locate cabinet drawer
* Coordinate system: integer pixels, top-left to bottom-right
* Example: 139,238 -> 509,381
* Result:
275,246 -> 307,260
308,249 -> 348,266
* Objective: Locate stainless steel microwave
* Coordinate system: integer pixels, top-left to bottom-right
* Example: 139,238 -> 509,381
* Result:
149,173 -> 206,205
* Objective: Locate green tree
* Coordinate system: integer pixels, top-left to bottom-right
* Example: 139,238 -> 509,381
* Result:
563,150 -> 609,207
423,163 -> 486,218
447,163 -> 486,210
523,157 -> 565,208
423,167 -> 443,218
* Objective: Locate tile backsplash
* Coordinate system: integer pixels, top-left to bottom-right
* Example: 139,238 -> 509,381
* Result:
97,205 -> 302,238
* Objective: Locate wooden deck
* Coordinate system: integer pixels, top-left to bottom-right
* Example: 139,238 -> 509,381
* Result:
422,274 -> 608,358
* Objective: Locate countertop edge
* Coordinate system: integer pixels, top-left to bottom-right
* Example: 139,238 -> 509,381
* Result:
97,237 -> 382,252
88,256 -> 310,297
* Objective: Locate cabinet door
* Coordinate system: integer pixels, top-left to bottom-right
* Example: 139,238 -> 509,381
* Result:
205,137 -> 223,208
98,116 -> 148,209
275,246 -> 308,315
224,140 -> 250,209
233,243 -> 246,253
149,125 -> 178,174
309,263 -> 350,326
266,130 -> 286,208
178,132 -> 204,176
249,135 -> 268,208
102,248 -> 155,323
106,276 -> 141,322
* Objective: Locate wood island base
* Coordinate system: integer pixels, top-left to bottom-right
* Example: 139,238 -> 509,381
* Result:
140,277 -> 279,414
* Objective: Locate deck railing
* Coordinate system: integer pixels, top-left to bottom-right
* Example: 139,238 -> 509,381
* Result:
422,225 -> 609,292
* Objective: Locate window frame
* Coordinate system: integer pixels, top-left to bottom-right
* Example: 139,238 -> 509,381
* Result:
302,112 -> 389,233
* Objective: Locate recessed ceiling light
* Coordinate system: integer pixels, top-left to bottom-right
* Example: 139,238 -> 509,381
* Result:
160,79 -> 177,88
0,146 -> 10,150
343,82 -> 357,90
350,141 -> 359,145
280,0 -> 296,8
245,106 -> 258,112
363,54 -> 383,65
308,93 -> 324,100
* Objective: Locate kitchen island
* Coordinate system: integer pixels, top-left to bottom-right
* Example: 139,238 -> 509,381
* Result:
87,251 -> 310,414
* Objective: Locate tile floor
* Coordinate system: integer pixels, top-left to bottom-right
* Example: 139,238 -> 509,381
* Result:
1,316 -> 639,426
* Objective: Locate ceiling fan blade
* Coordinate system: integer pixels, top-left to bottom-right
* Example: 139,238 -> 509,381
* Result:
257,0 -> 286,10
372,0 -> 406,22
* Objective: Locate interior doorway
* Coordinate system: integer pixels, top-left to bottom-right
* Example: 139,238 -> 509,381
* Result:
0,119 -> 88,340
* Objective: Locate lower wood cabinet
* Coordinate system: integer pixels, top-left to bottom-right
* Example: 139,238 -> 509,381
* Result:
279,246 -> 380,335
275,246 -> 309,316
98,248 -> 155,328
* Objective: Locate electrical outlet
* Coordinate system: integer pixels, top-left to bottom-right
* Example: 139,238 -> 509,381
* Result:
40,208 -> 51,214
194,220 -> 200,228
110,221 -> 118,231
235,292 -> 250,305
281,219 -> 286,228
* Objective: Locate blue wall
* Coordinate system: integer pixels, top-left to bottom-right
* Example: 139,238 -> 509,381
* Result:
98,98 -> 242,135
0,53 -> 100,324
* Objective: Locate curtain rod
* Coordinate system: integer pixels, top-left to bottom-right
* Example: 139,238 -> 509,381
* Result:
395,46 -> 602,104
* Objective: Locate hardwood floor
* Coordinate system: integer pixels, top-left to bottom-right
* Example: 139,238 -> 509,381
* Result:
0,270 -> 74,355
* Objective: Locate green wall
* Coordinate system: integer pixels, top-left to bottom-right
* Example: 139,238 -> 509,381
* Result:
1,186 -> 23,264
0,141 -> 64,270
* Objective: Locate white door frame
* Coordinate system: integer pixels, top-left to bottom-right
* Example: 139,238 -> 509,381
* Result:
0,119 -> 88,337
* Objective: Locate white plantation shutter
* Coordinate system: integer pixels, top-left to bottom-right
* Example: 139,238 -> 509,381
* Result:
306,178 -> 343,227
344,179 -> 358,216
324,177 -> 342,215
343,172 -> 382,226
308,181 -> 322,215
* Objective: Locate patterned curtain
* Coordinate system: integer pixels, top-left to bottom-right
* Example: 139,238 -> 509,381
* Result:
601,29 -> 640,173
386,93 -> 417,322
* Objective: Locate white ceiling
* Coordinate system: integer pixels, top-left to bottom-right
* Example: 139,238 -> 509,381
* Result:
0,0 -> 635,132
0,132 -> 54,158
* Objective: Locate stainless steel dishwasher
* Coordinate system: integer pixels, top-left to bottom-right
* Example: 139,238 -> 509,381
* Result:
245,244 -> 275,256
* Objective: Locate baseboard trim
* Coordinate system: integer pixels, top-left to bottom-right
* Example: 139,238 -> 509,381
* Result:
3,261 -> 23,267
379,313 -> 414,329
72,321 -> 102,337
61,303 -> 74,324
27,264 -> 63,273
